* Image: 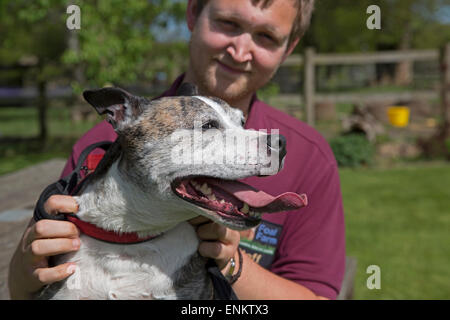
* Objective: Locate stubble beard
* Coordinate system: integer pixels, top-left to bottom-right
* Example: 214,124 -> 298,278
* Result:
187,37 -> 280,106
188,43 -> 262,105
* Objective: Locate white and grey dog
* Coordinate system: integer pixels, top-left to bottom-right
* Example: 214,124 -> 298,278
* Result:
36,83 -> 307,300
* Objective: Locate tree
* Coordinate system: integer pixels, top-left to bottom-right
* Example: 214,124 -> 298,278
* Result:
299,0 -> 450,53
0,0 -> 67,140
0,0 -> 188,139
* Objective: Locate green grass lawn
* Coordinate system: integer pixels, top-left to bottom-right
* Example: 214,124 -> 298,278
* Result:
0,105 -> 101,175
340,163 -> 450,299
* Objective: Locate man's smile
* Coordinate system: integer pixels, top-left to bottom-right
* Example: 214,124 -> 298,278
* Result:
215,59 -> 250,75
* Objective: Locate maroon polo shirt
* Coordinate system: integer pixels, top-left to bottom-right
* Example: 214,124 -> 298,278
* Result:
60,75 -> 346,299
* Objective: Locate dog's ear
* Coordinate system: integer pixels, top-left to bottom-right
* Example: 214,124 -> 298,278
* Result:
176,82 -> 199,96
83,87 -> 142,130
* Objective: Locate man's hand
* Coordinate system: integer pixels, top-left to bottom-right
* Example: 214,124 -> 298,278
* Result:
188,216 -> 240,271
8,195 -> 80,299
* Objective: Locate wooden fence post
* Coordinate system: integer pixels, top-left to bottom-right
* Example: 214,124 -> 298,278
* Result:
441,43 -> 450,135
304,47 -> 315,126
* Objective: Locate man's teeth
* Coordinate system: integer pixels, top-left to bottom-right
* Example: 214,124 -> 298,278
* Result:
241,203 -> 249,213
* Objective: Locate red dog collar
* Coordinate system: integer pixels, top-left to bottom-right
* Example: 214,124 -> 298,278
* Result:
33,141 -> 162,245
66,214 -> 160,244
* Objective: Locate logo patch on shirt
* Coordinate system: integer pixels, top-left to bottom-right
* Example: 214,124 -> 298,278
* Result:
238,220 -> 283,269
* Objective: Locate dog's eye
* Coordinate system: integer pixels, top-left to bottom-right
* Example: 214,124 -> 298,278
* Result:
241,119 -> 245,127
202,120 -> 219,130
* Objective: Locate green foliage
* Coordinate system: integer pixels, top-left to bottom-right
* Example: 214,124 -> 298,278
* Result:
0,104 -> 101,175
330,133 -> 374,167
0,0 -> 188,89
63,0 -> 186,88
257,82 -> 280,101
446,137 -> 450,154
299,0 -> 450,53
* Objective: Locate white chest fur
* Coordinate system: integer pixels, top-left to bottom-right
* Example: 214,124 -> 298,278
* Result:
41,222 -> 202,299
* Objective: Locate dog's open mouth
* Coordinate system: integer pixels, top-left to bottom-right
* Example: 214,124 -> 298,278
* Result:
171,177 -> 307,228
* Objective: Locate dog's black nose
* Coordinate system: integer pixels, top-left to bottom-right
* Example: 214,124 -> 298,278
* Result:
257,134 -> 287,177
267,133 -> 287,162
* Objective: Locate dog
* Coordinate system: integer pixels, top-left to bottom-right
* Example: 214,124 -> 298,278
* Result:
36,83 -> 307,299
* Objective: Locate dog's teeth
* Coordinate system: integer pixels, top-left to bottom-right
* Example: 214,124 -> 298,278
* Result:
199,183 -> 209,194
208,194 -> 217,201
241,203 -> 249,214
201,183 -> 212,195
249,211 -> 261,218
220,199 -> 225,204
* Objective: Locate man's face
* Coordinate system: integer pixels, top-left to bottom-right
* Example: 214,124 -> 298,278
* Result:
186,0 -> 298,106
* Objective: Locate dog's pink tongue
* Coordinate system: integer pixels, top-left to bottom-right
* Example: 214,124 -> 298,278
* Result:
205,179 -> 307,212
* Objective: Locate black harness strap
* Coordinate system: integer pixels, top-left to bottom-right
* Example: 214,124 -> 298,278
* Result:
207,259 -> 239,300
32,140 -> 238,300
33,141 -> 113,222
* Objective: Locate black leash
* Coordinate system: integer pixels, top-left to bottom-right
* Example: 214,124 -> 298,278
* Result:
32,140 -> 238,300
33,141 -> 113,222
207,259 -> 239,300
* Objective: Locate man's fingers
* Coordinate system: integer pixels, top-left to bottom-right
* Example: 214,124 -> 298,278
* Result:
196,222 -> 229,241
44,195 -> 78,216
24,220 -> 80,247
33,263 -> 76,286
198,241 -> 230,261
29,238 -> 80,259
188,215 -> 210,226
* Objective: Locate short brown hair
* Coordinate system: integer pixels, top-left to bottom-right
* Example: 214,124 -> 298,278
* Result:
193,0 -> 315,46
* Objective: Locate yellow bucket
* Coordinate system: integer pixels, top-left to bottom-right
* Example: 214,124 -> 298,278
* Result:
387,106 -> 410,127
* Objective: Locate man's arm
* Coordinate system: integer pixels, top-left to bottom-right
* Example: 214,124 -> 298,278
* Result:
232,250 -> 328,300
190,217 -> 329,300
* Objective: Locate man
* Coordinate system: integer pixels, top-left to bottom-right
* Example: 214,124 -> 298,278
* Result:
9,0 -> 345,300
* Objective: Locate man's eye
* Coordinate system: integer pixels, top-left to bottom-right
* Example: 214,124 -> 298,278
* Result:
202,120 -> 219,130
258,33 -> 276,44
218,19 -> 238,30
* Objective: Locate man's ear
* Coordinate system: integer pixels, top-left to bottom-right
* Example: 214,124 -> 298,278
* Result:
83,87 -> 142,131
281,37 -> 300,64
186,0 -> 199,31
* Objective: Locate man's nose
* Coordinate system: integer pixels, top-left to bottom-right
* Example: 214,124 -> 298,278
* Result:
226,33 -> 253,63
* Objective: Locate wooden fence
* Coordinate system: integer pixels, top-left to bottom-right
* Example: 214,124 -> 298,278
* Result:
282,44 -> 450,126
